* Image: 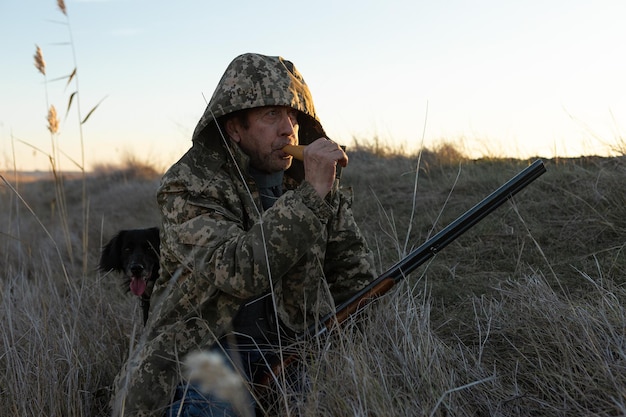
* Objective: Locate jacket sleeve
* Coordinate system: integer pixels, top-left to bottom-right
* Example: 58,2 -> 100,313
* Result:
158,170 -> 334,300
323,187 -> 378,305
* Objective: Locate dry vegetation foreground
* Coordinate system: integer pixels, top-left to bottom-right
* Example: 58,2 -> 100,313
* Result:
1,150 -> 626,416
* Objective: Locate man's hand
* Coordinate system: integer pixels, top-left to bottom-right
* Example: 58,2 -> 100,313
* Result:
303,138 -> 348,199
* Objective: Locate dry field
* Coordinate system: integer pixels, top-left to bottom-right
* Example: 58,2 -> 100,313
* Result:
9,2 -> 624,414
1,147 -> 626,416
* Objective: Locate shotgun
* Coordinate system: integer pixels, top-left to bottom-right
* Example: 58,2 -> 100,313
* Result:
253,158 -> 547,389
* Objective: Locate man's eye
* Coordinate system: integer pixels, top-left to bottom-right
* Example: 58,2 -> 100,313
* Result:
262,109 -> 279,121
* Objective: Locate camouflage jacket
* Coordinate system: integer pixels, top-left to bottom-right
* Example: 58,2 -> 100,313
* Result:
111,53 -> 376,416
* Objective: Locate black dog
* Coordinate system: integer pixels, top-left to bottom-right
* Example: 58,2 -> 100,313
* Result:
99,227 -> 160,324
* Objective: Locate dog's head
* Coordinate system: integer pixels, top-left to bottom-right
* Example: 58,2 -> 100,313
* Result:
99,227 -> 160,297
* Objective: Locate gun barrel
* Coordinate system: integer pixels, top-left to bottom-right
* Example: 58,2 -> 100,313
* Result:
309,159 -> 547,337
387,158 -> 546,281
255,159 -> 547,391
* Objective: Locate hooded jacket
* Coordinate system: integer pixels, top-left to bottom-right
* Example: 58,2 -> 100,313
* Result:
111,53 -> 376,416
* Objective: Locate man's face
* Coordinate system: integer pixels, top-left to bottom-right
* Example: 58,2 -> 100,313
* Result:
226,106 -> 299,173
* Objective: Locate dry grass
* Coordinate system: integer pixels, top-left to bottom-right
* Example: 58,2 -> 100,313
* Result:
1,159 -> 159,416
2,150 -> 626,416
270,271 -> 626,416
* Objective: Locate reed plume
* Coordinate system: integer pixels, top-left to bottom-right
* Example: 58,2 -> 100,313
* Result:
57,0 -> 67,15
34,45 -> 46,76
184,351 -> 254,417
47,105 -> 59,134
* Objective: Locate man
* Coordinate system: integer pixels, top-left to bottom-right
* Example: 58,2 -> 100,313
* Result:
111,53 -> 377,416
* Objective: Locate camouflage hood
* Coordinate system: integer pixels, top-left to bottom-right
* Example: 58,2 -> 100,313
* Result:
192,53 -> 327,147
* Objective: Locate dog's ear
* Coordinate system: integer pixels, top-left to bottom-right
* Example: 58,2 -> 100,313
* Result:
148,227 -> 160,251
99,230 -> 127,272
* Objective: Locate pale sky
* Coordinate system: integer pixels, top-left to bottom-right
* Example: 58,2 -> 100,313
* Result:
1,0 -> 625,172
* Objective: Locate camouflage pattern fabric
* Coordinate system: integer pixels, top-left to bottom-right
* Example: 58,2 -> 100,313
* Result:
110,53 -> 376,416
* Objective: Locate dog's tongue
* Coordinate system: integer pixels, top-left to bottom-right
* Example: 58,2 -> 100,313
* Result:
130,278 -> 147,296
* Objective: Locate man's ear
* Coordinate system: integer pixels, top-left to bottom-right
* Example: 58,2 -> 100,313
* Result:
224,118 -> 241,143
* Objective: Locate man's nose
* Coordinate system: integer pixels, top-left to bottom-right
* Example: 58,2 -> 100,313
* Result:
279,111 -> 296,135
